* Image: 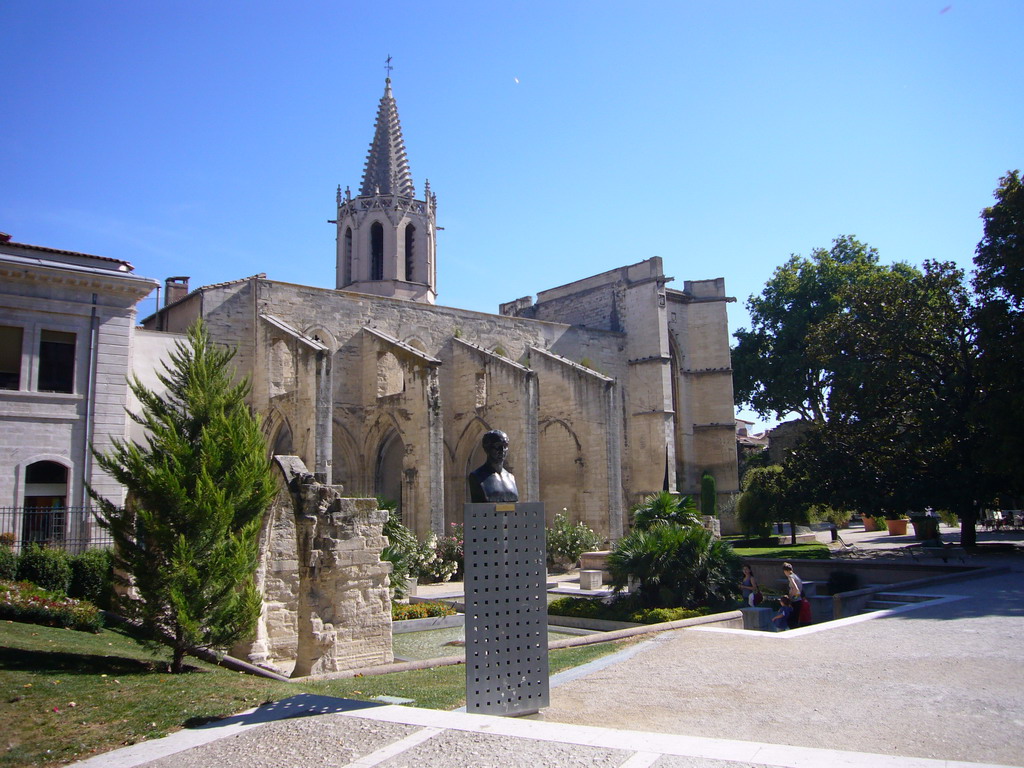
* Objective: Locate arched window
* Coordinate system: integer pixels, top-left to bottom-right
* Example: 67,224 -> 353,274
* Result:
370,222 -> 384,281
375,430 -> 404,519
23,460 -> 69,545
404,224 -> 416,282
344,227 -> 353,286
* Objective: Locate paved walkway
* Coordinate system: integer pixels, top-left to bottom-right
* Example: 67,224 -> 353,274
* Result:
71,525 -> 1024,768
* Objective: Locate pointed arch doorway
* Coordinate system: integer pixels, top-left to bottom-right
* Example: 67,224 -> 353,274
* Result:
374,429 -> 405,522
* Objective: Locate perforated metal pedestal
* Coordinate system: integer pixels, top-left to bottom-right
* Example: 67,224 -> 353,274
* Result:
463,501 -> 549,716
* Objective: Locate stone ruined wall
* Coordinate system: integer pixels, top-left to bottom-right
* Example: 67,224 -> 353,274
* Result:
512,259 -> 667,334
179,271 -> 734,546
240,280 -> 623,539
618,271 -> 676,501
667,281 -> 739,498
530,347 -> 622,539
235,456 -> 392,677
444,339 -> 538,525
236,458 -> 301,672
505,259 -> 676,505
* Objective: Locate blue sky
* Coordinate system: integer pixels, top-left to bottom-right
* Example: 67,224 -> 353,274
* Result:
3,1 -> 1021,430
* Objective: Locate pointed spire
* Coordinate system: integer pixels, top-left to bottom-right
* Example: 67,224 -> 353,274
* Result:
360,78 -> 415,198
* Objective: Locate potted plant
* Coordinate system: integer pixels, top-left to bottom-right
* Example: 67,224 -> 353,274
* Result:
862,515 -> 883,532
909,509 -> 941,541
884,513 -> 909,536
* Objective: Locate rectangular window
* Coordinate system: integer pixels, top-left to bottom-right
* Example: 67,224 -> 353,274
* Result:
38,330 -> 76,393
0,325 -> 22,390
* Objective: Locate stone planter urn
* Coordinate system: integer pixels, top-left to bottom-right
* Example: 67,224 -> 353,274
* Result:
885,518 -> 909,536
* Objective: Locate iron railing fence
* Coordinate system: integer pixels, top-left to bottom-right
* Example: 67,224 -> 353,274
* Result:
0,506 -> 114,553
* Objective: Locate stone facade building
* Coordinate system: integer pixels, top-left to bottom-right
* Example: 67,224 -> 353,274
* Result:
0,233 -> 158,549
143,77 -> 739,542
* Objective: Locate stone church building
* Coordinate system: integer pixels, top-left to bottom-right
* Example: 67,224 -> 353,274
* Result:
143,78 -> 739,542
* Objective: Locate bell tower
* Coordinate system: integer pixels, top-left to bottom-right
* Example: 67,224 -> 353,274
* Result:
335,76 -> 438,303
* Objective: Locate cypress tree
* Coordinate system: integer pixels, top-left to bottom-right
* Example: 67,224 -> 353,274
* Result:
700,470 -> 717,517
90,321 -> 275,672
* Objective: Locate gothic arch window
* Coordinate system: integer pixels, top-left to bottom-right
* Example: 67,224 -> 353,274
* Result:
404,223 -> 416,282
344,227 -> 353,286
370,222 -> 384,281
270,419 -> 294,456
375,430 -> 404,518
539,420 -> 584,527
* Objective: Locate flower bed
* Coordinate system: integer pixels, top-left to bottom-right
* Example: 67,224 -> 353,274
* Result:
0,580 -> 103,632
391,600 -> 457,622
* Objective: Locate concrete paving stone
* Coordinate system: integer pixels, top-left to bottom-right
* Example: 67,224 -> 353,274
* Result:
137,715 -> 418,768
372,728 -> 631,768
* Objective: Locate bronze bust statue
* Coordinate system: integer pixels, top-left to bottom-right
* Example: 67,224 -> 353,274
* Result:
468,429 -> 519,503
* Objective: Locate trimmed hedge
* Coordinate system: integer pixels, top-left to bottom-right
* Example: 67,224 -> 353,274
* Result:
0,546 -> 16,581
548,595 -> 710,624
17,545 -> 72,594
68,549 -> 113,608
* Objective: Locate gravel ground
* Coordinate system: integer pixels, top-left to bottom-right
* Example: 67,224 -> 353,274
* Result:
138,715 -> 418,768
541,568 -> 1024,766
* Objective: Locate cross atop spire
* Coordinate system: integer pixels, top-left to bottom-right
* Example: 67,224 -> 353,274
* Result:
359,74 -> 414,198
384,54 -> 394,79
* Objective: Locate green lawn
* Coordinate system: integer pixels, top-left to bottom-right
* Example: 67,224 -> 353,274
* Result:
0,620 -> 631,767
730,543 -> 832,560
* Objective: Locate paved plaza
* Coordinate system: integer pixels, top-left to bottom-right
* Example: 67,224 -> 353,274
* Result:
72,525 -> 1024,768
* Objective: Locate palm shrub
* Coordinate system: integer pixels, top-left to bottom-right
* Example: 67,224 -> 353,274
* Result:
607,524 -> 742,609
380,499 -> 416,599
90,320 -> 276,673
546,511 -> 602,570
630,491 -> 700,531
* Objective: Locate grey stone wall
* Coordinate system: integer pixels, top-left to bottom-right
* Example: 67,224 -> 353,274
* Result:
236,456 -> 393,677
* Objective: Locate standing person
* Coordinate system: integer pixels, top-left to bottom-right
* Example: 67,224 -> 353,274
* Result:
783,562 -> 804,628
740,564 -> 759,606
772,596 -> 793,631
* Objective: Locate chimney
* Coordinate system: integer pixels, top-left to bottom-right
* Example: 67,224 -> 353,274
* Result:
164,276 -> 190,306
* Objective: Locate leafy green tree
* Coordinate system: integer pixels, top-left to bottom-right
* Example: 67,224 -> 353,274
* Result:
974,170 -> 1024,499
629,491 -> 700,531
90,321 -> 275,672
735,464 -> 807,542
974,170 -> 1024,306
732,235 -> 914,422
797,261 -> 991,545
